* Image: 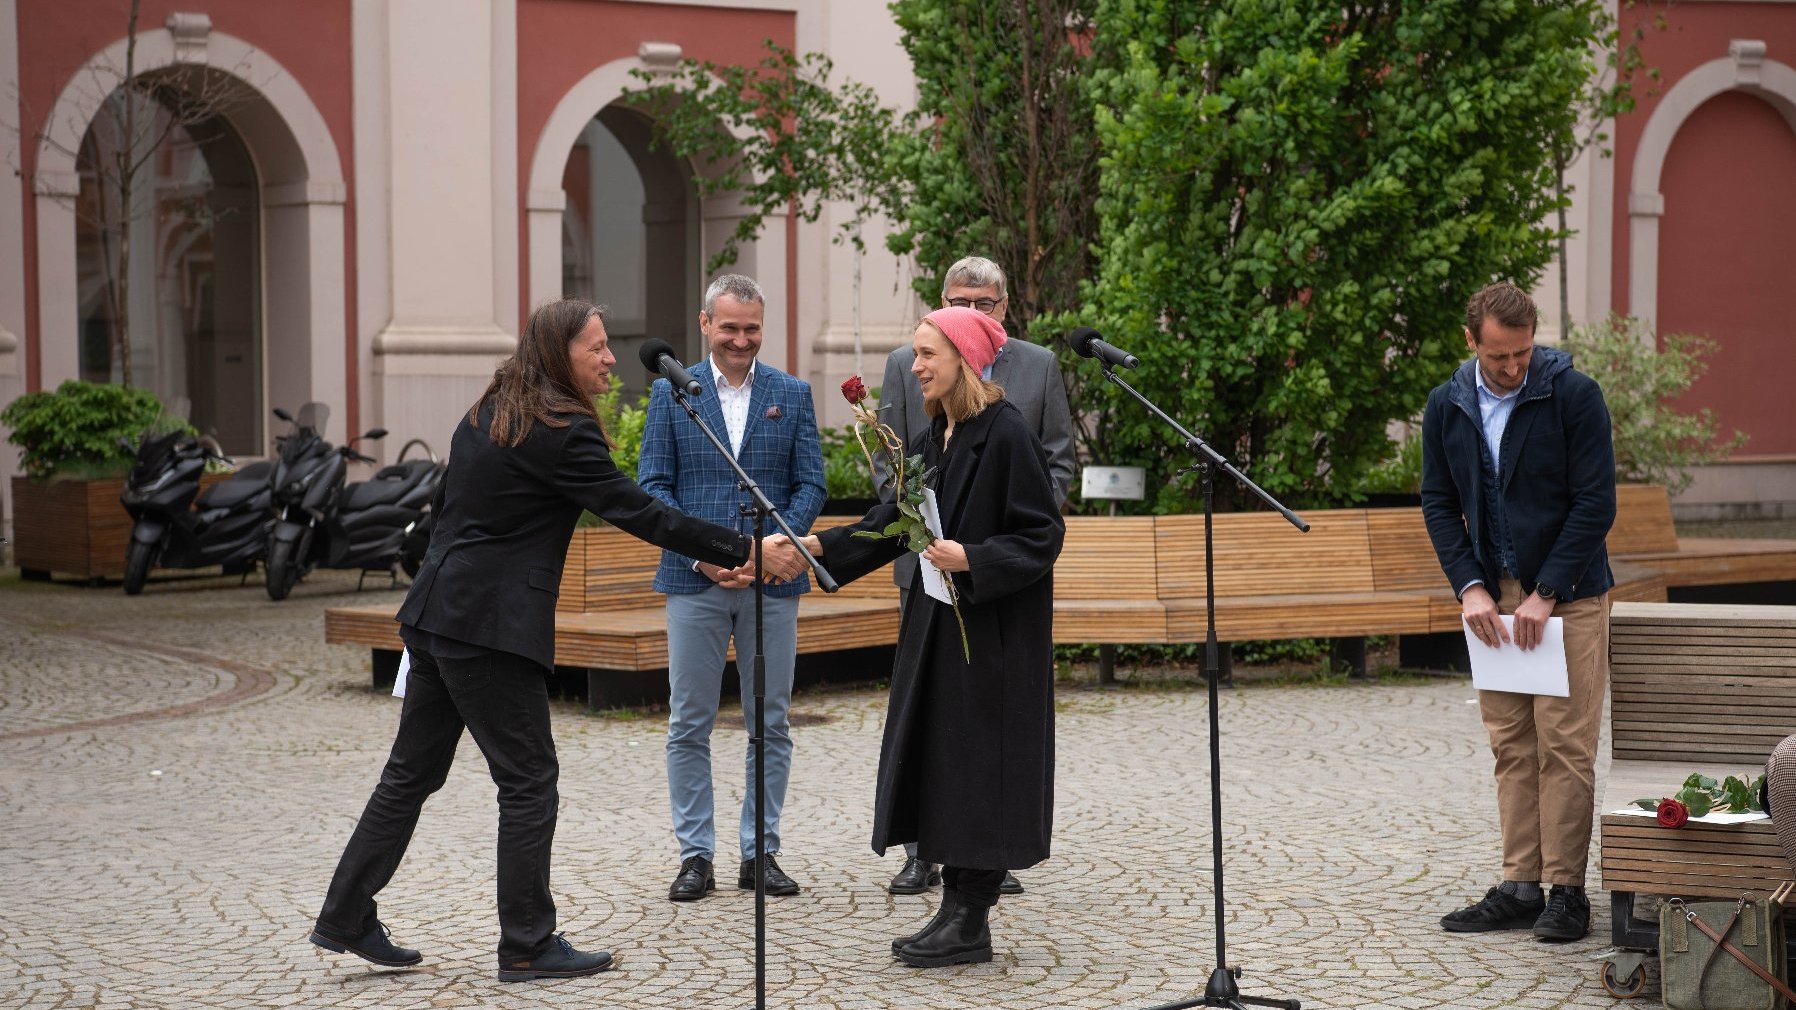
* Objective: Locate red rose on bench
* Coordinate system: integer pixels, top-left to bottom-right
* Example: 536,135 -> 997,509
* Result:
1656,798 -> 1689,828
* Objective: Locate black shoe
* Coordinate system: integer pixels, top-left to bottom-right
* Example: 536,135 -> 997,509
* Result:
1440,886 -> 1546,932
998,871 -> 1024,896
897,899 -> 992,967
889,857 -> 942,895
1532,885 -> 1590,941
737,855 -> 800,896
668,855 -> 715,902
496,933 -> 615,982
308,921 -> 422,967
893,889 -> 961,954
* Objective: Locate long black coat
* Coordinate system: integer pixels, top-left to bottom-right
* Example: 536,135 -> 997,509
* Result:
818,398 -> 1064,869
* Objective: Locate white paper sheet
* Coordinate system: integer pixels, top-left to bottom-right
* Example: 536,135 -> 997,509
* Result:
1464,615 -> 1569,697
1608,806 -> 1769,824
392,648 -> 411,699
917,487 -> 955,605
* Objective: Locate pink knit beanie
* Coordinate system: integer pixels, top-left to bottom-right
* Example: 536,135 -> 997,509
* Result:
923,306 -> 1007,375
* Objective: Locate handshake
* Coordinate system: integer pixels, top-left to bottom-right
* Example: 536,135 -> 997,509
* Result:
697,534 -> 812,588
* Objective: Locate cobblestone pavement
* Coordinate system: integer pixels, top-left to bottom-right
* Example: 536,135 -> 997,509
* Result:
1,568 -> 1648,1009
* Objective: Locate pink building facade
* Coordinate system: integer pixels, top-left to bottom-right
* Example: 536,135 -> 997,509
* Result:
1,0 -> 1792,532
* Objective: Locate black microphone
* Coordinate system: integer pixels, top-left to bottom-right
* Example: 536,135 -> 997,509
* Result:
1068,327 -> 1140,370
639,339 -> 702,396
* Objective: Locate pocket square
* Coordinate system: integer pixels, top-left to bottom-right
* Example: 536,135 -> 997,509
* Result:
764,405 -> 783,420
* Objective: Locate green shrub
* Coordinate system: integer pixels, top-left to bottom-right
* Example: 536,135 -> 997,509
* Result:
1355,425 -> 1423,497
1561,316 -> 1748,493
820,423 -> 878,501
0,380 -> 190,480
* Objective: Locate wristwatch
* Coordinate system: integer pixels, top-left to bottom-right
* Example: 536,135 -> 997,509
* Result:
1534,583 -> 1558,601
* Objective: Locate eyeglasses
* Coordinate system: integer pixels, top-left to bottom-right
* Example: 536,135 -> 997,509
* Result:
946,297 -> 1002,313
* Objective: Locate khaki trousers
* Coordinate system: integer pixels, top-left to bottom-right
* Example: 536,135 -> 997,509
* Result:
1476,578 -> 1610,886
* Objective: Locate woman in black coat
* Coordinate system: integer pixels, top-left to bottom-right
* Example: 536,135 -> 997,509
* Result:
310,299 -> 776,983
781,306 -> 1064,967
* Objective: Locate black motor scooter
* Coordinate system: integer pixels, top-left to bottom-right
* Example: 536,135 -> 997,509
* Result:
119,431 -> 274,595
263,403 -> 440,600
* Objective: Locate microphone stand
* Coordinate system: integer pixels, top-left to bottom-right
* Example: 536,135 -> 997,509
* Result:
1095,364 -> 1307,1010
668,384 -> 835,1010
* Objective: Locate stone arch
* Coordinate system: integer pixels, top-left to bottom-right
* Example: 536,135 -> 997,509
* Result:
523,51 -> 790,370
1627,40 -> 1796,328
33,22 -> 348,444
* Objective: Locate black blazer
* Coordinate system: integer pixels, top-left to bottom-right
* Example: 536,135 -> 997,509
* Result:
397,403 -> 751,669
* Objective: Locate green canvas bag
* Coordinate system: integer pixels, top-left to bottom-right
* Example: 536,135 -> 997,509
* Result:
1659,887 -> 1792,1010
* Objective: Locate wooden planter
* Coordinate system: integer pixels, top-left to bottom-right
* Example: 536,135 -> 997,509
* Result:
11,475 -> 132,580
11,472 -> 232,582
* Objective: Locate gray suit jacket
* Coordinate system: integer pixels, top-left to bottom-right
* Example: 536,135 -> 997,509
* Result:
876,337 -> 1075,587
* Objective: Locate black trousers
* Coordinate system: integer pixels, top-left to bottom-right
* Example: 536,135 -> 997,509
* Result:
942,866 -> 1007,908
315,646 -> 559,960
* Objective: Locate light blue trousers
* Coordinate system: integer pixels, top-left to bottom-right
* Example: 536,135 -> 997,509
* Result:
665,587 -> 799,863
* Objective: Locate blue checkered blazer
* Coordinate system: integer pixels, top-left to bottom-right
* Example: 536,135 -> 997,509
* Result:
639,358 -> 827,596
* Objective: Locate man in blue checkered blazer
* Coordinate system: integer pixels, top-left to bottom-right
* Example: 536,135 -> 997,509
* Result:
638,274 -> 827,903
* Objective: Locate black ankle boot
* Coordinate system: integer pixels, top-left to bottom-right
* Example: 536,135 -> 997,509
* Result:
892,888 -> 961,954
896,899 -> 992,967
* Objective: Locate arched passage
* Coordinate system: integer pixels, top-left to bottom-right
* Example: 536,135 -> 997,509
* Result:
34,25 -> 347,447
1627,40 -> 1796,463
524,55 -> 791,377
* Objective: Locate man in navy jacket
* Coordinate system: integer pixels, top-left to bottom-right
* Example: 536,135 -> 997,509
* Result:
1422,281 -> 1616,943
639,274 -> 827,902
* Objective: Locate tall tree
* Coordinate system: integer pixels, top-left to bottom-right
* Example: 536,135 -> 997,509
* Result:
1077,0 -> 1610,512
886,0 -> 1104,337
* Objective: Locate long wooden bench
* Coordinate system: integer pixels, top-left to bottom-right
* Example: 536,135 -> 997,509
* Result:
323,484 -> 1796,699
1597,602 -> 1796,981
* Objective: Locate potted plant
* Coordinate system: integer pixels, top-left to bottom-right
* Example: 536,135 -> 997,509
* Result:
2,380 -> 191,581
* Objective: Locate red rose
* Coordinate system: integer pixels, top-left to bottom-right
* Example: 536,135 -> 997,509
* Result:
841,375 -> 869,405
1657,798 -> 1689,828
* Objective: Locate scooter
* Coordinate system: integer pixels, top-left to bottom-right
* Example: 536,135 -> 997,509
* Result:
118,431 -> 274,595
263,403 -> 440,600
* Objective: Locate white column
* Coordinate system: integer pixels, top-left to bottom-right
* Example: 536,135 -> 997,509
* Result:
370,0 -> 516,459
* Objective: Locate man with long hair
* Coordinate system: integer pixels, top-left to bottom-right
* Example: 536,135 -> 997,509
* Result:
309,299 -> 782,981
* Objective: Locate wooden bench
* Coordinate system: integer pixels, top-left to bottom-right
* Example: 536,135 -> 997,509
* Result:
1598,602 -> 1796,967
324,485 -> 1796,700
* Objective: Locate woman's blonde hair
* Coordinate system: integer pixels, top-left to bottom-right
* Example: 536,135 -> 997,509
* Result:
920,320 -> 1005,422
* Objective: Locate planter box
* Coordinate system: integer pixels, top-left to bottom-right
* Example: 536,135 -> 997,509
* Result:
11,472 -> 232,581
11,475 -> 131,579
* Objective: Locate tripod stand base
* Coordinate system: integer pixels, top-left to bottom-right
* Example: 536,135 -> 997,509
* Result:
1141,967 -> 1301,1010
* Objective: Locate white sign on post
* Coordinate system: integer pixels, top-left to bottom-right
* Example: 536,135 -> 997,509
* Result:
1082,465 -> 1146,501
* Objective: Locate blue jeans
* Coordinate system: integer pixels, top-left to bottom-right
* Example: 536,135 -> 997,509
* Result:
665,587 -> 799,863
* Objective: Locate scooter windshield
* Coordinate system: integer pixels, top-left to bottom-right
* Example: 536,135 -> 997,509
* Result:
297,402 -> 330,434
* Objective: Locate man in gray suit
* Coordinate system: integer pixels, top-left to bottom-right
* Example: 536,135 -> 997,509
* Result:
875,254 -> 1077,897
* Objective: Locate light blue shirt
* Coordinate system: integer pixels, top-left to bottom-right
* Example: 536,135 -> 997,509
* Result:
980,344 -> 1004,381
1474,366 -> 1525,469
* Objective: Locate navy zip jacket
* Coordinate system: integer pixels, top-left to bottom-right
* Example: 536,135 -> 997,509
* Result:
1420,345 -> 1616,602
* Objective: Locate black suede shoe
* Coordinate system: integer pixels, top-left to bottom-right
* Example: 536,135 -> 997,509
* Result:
889,857 -> 942,895
897,900 -> 992,967
496,933 -> 614,982
668,855 -> 715,902
893,889 -> 961,954
1532,885 -> 1590,941
308,921 -> 422,967
737,855 -> 800,896
1440,887 -> 1545,932
998,871 -> 1024,896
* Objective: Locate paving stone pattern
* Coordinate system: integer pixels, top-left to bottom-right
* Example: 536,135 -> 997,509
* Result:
0,569 -> 1647,1009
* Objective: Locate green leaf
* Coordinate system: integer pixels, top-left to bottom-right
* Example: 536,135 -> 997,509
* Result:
1633,798 -> 1658,811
